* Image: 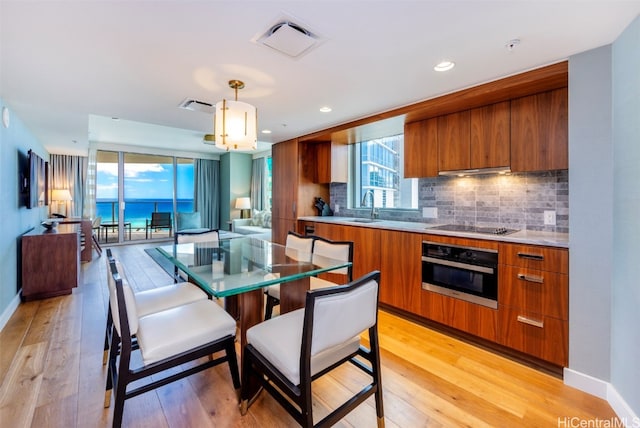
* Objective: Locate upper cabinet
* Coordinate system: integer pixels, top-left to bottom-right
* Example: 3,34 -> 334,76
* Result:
406,101 -> 511,176
437,111 -> 471,171
404,118 -> 438,178
470,101 -> 511,169
510,88 -> 568,172
313,140 -> 348,183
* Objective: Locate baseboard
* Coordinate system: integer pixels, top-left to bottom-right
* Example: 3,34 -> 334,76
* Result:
564,368 -> 609,399
0,293 -> 21,333
607,383 -> 640,427
564,368 -> 640,426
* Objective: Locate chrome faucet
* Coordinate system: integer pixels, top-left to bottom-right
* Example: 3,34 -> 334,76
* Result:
361,190 -> 377,219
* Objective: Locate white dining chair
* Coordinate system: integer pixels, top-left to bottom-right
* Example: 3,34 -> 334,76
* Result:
240,271 -> 384,428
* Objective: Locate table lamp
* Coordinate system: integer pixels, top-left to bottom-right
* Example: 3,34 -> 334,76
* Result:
51,189 -> 72,217
235,197 -> 251,219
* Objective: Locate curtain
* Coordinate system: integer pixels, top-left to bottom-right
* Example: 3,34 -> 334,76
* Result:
194,159 -> 220,229
250,157 -> 265,211
83,146 -> 97,220
49,154 -> 88,218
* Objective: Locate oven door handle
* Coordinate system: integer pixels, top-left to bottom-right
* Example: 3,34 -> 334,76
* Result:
422,257 -> 495,274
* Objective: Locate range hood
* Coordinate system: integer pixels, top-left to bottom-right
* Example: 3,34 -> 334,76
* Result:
438,166 -> 511,177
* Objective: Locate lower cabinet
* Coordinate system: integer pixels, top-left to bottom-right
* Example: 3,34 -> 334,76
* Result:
305,221 -> 569,367
379,230 -> 422,314
312,222 -> 381,280
498,307 -> 568,366
21,224 -> 80,301
420,290 -> 498,342
497,242 -> 569,366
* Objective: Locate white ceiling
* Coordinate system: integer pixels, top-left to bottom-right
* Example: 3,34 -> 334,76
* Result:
2,1 -> 639,157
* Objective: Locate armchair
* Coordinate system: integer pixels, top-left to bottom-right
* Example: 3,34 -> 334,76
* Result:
175,211 -> 219,243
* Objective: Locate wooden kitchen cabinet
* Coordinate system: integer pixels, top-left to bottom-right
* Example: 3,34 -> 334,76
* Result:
438,110 -> 470,171
511,88 -> 568,172
498,242 -> 569,366
272,139 -> 329,244
404,118 -> 438,178
379,230 -> 422,313
312,222 -> 381,281
499,307 -> 568,367
420,233 -> 499,341
314,140 -> 347,183
20,224 -> 80,301
438,103 -> 511,172
421,291 -> 499,342
470,101 -> 511,169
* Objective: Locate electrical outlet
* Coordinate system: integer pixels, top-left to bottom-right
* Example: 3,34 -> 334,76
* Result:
544,210 -> 556,226
423,207 -> 437,219
334,204 -> 339,213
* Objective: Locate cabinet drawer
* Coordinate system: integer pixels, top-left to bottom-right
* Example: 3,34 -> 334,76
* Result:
499,266 -> 568,320
500,243 -> 568,274
498,307 -> 568,366
420,289 -> 498,342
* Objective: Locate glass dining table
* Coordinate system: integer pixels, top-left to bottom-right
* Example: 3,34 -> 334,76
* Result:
156,236 -> 352,351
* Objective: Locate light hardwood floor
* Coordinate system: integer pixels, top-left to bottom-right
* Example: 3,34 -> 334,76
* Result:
0,242 -> 618,427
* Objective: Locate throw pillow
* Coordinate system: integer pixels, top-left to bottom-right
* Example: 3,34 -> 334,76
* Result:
263,211 -> 272,228
252,210 -> 265,227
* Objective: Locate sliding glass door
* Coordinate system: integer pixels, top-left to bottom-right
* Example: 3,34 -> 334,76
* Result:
96,150 -> 194,244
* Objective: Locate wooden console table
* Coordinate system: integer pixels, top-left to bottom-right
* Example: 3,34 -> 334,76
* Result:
20,224 -> 80,301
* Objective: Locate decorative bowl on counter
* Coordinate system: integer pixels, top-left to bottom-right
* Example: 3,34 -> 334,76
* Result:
41,220 -> 59,231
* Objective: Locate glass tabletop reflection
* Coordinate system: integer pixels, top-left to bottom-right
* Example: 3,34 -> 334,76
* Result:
156,236 -> 351,298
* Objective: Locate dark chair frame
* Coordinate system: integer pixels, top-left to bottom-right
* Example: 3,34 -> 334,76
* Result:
264,231 -> 317,320
104,257 -> 240,428
145,211 -> 172,239
241,271 -> 384,428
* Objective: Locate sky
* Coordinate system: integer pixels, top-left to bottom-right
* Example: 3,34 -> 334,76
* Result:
97,162 -> 194,200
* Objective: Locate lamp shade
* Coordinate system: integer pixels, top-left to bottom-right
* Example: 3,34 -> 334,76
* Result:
214,99 -> 257,151
235,197 -> 251,210
51,189 -> 72,201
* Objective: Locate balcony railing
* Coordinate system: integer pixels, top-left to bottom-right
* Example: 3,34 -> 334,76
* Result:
96,199 -> 193,243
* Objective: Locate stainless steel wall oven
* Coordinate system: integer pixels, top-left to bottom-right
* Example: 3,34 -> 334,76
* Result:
421,241 -> 498,309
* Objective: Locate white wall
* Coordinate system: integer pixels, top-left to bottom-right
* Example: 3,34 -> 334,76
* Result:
568,45 -> 613,381
567,15 -> 640,419
0,98 -> 49,329
611,14 -> 640,415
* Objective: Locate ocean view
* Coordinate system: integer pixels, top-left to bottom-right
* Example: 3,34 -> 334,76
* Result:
97,199 -> 194,228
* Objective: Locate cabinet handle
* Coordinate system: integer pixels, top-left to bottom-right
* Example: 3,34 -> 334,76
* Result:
517,315 -> 544,328
517,252 -> 544,261
292,201 -> 296,217
517,273 -> 544,283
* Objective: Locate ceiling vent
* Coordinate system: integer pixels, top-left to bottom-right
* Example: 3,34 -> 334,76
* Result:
178,98 -> 214,114
253,15 -> 322,59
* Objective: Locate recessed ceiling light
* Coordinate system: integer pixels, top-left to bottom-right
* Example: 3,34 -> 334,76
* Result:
434,61 -> 455,72
262,129 -> 272,134
319,106 -> 332,113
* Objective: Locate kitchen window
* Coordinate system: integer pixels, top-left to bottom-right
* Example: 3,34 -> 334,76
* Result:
351,134 -> 418,210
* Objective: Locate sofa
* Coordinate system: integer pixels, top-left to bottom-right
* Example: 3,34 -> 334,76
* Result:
232,210 -> 271,240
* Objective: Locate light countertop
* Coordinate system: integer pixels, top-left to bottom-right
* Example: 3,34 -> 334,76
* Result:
298,216 -> 569,248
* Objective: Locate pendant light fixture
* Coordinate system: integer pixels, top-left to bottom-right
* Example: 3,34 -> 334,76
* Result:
214,80 -> 257,151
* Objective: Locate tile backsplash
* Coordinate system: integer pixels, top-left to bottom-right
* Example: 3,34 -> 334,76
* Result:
329,170 -> 568,233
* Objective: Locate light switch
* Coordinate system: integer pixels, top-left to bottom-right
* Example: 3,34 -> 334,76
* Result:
423,207 -> 438,218
544,210 -> 556,225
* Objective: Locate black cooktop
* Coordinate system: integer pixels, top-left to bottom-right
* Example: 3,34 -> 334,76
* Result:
429,224 -> 519,235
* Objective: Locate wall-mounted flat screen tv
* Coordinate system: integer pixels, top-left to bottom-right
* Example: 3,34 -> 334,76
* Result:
26,149 -> 48,209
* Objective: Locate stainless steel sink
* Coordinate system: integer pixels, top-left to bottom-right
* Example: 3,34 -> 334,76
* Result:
346,218 -> 381,223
